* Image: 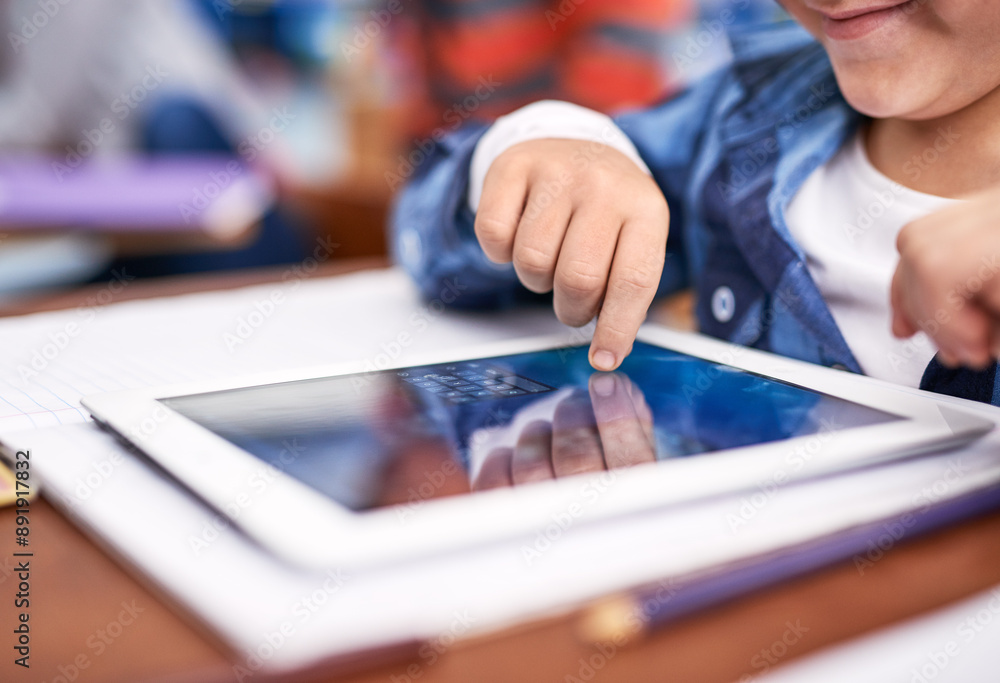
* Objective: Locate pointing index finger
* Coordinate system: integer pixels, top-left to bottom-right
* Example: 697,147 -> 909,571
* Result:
589,218 -> 665,370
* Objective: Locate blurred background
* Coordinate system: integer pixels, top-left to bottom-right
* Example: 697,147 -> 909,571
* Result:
0,0 -> 785,302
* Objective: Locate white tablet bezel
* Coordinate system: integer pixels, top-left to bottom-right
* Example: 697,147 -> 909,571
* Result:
82,325 -> 994,569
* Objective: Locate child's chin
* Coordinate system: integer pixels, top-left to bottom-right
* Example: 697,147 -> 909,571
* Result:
840,90 -> 901,120
835,71 -> 934,121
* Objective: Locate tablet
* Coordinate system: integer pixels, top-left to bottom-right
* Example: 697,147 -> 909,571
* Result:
82,325 -> 993,568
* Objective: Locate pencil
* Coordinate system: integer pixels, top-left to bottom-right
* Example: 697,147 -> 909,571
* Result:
575,579 -> 681,646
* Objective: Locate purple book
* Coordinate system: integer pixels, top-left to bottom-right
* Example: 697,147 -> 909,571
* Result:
0,155 -> 273,237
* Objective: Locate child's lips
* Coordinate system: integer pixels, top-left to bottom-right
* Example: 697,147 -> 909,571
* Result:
818,0 -> 916,41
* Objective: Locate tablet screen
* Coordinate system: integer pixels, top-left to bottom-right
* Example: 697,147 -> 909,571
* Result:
160,342 -> 900,511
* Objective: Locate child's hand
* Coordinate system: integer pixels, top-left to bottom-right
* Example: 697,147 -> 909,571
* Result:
474,139 -> 669,371
891,185 -> 1000,368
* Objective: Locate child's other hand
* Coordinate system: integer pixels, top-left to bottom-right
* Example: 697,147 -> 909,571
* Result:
891,185 -> 1000,368
474,139 -> 669,371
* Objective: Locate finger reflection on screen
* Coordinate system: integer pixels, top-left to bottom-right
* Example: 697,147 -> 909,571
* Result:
589,373 -> 656,470
472,373 -> 657,491
370,381 -> 471,507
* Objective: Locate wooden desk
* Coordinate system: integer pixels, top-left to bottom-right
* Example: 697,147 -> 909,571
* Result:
3,263 -> 1000,683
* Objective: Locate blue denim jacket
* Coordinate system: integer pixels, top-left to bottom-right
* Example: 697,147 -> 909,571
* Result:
391,21 -> 999,406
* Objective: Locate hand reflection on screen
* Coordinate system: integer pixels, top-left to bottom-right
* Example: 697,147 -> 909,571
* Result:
472,373 -> 656,491
369,380 -> 472,508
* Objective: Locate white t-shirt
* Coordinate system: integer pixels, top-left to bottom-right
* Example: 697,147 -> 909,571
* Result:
784,131 -> 955,387
468,101 -> 957,388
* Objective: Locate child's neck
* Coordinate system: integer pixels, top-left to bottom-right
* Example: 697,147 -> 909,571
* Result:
865,86 -> 1000,199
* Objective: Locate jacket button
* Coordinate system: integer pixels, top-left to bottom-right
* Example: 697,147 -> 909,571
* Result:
711,286 -> 735,323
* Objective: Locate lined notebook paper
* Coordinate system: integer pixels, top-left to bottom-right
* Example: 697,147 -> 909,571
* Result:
0,268 -> 564,435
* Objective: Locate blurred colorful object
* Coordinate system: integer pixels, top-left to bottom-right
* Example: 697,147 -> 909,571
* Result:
395,0 -> 694,139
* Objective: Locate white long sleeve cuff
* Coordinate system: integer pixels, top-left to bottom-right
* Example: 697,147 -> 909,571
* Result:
467,100 -> 652,213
